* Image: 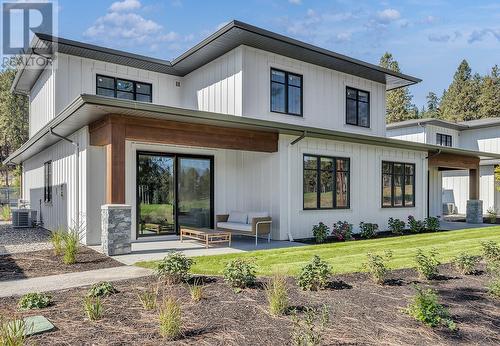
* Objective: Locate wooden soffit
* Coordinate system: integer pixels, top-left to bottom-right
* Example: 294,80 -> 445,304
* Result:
428,152 -> 479,170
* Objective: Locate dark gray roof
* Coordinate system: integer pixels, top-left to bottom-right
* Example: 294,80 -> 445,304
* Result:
12,20 -> 421,94
387,117 -> 500,131
6,94 -> 500,165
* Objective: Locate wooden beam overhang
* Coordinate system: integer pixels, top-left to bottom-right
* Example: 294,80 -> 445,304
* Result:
89,114 -> 279,204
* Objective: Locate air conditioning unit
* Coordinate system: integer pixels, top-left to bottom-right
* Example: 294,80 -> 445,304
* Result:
12,209 -> 37,228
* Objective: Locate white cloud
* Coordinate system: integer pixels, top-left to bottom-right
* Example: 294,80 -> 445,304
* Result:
468,28 -> 500,43
376,8 -> 401,23
109,0 -> 141,12
335,32 -> 351,42
289,0 -> 302,4
428,33 -> 450,42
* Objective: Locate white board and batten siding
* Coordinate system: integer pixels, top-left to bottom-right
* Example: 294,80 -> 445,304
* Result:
460,126 -> 500,154
386,126 -> 426,144
29,68 -> 55,137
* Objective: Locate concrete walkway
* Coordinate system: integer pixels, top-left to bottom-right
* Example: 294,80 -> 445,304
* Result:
0,266 -> 153,298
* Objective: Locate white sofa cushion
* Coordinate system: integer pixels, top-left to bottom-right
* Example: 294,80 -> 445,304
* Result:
227,211 -> 248,224
217,222 -> 252,232
247,212 -> 270,224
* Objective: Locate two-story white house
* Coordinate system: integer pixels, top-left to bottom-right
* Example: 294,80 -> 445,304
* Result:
387,118 -> 500,218
6,21 -> 500,245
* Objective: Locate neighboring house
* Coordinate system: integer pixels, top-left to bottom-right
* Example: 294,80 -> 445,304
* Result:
387,118 -> 500,216
6,21 -> 500,245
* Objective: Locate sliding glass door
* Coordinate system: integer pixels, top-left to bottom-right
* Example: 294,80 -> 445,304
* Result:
137,152 -> 213,237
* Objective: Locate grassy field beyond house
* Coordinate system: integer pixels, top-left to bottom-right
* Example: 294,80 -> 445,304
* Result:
136,227 -> 500,276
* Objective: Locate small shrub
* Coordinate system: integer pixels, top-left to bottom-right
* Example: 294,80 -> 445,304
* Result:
408,216 -> 425,233
223,259 -> 256,290
138,288 -> 157,310
1,205 -> 11,221
414,248 -> 440,280
488,278 -> 500,298
312,222 -> 329,243
424,217 -> 440,232
486,207 -> 497,223
359,222 -> 378,239
0,316 -> 26,346
452,252 -> 480,275
297,255 -> 331,291
405,286 -> 456,330
265,274 -> 289,316
363,251 -> 393,285
83,296 -> 103,321
155,252 -> 194,284
481,240 -> 500,263
18,292 -> 52,310
290,305 -> 329,346
62,230 -> 79,265
50,229 -> 64,256
159,297 -> 182,340
88,281 -> 118,298
331,221 -> 353,241
388,217 -> 405,235
189,283 -> 204,302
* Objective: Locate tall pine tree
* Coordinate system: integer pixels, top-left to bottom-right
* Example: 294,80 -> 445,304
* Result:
379,52 -> 417,123
440,60 -> 480,121
425,91 -> 440,118
477,65 -> 500,119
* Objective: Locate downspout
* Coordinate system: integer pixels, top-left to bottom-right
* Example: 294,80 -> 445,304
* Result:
287,131 -> 307,242
49,128 -> 79,229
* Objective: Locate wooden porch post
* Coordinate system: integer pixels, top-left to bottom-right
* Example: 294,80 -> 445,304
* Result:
469,168 -> 480,200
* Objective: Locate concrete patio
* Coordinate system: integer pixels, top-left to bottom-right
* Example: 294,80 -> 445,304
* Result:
91,235 -> 305,265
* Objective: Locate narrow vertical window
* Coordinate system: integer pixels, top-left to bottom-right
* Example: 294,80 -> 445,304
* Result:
44,161 -> 52,203
271,68 -> 302,116
381,161 -> 415,207
346,87 -> 370,127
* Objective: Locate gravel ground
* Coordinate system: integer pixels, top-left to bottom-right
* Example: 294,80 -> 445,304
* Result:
0,223 -> 52,255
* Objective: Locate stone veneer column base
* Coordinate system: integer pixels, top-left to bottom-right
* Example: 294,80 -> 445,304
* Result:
101,204 -> 132,256
466,200 -> 483,224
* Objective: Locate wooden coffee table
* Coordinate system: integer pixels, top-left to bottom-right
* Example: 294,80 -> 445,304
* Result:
180,227 -> 231,248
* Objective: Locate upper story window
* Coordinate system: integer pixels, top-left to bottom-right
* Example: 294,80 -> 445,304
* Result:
44,161 -> 52,203
346,87 -> 370,128
303,155 -> 350,210
382,161 -> 415,208
270,68 -> 302,116
436,133 -> 452,147
96,75 -> 152,102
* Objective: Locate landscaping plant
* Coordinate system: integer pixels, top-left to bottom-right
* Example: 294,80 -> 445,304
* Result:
223,258 -> 256,290
189,282 -> 204,302
0,316 -> 26,346
424,216 -> 440,232
388,217 -> 405,235
297,255 -> 331,291
408,216 -> 425,233
62,229 -> 80,265
18,292 -> 52,310
359,222 -> 378,239
486,208 -> 497,223
1,205 -> 11,221
312,222 -> 329,243
290,305 -> 329,346
159,297 -> 182,340
480,240 -> 500,275
488,278 -> 500,298
405,286 -> 456,330
331,221 -> 353,241
452,252 -> 480,275
138,288 -> 158,310
265,273 -> 289,316
83,296 -> 103,321
88,281 -> 118,298
50,228 -> 65,256
363,250 -> 393,285
155,252 -> 194,284
414,248 -> 440,280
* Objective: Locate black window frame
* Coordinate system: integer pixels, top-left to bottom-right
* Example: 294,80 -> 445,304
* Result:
346,86 -> 370,128
96,74 -> 152,103
381,161 -> 415,208
303,154 -> 350,210
436,133 -> 452,147
44,161 -> 52,203
270,68 -> 303,116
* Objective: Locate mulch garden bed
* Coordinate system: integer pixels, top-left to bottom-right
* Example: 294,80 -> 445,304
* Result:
0,263 -> 498,345
0,247 -> 124,281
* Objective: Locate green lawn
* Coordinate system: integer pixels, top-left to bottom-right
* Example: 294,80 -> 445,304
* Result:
136,226 -> 500,276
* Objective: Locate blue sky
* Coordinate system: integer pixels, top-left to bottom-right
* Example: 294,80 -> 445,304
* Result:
54,0 -> 500,108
